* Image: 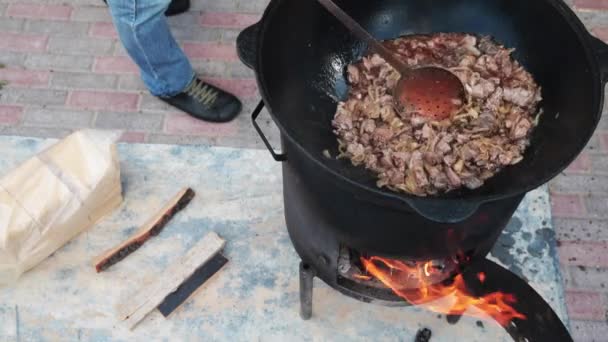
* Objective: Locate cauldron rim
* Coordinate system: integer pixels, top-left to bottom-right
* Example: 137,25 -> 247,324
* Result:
249,0 -> 606,218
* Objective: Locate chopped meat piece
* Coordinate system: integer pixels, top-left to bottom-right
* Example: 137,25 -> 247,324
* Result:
380,152 -> 393,168
421,124 -> 435,140
460,35 -> 481,56
372,127 -> 394,145
503,87 -> 537,107
478,36 -> 500,55
347,65 -> 360,84
409,152 -> 430,189
484,87 -> 503,112
333,33 -> 541,196
360,119 -> 376,133
470,78 -> 496,99
346,143 -> 366,164
464,177 -> 484,190
511,117 -> 532,140
474,55 -> 499,74
435,135 -> 453,155
392,151 -> 412,168
410,115 -> 430,127
460,55 -> 477,67
445,166 -> 462,187
424,152 -> 442,165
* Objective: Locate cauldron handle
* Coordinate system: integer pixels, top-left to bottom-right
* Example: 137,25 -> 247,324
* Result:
589,35 -> 608,82
237,22 -> 261,70
252,100 -> 287,162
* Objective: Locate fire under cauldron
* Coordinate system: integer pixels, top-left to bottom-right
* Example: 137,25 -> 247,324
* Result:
236,0 -> 608,340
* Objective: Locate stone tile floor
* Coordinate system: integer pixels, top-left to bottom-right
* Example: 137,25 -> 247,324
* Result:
0,0 -> 606,340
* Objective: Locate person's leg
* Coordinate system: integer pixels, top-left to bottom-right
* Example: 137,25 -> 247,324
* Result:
107,0 -> 241,122
102,0 -> 190,17
107,0 -> 193,96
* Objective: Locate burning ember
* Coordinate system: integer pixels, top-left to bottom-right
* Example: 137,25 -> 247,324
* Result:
360,256 -> 526,327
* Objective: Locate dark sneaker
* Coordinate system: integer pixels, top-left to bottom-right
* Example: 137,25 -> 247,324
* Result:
102,0 -> 190,17
159,78 -> 242,123
165,0 -> 190,16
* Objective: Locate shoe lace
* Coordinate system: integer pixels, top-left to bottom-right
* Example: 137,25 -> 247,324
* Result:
185,79 -> 218,106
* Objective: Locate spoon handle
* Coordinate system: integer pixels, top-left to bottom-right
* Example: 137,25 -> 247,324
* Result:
316,0 -> 410,74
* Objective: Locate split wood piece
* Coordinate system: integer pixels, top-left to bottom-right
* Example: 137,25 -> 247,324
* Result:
116,232 -> 226,330
93,188 -> 196,272
157,252 -> 228,317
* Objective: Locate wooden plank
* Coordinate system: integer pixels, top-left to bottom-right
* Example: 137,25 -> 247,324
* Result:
157,253 -> 228,317
93,188 -> 195,272
116,232 -> 225,330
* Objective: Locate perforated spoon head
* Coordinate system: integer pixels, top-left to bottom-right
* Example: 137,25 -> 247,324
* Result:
395,67 -> 465,120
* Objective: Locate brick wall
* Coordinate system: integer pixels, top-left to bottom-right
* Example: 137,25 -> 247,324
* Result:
0,1 -> 267,145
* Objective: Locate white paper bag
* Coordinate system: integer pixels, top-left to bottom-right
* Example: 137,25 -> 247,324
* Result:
0,130 -> 123,285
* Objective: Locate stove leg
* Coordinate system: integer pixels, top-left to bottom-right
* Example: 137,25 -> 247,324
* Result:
299,262 -> 315,320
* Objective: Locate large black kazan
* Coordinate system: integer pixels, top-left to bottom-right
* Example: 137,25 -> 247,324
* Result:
236,0 -> 606,341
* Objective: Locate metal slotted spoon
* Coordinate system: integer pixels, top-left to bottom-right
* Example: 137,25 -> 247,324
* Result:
317,0 -> 466,120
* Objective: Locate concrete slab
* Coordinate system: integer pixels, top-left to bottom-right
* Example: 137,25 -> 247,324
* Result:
0,135 -> 567,341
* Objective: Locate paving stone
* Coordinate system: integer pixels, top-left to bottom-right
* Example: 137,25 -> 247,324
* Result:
171,26 -> 222,42
0,88 -> 67,106
571,320 -> 608,342
0,105 -> 23,125
93,56 -> 138,74
119,131 -> 147,143
0,68 -> 50,87
183,42 -> 238,61
584,193 -> 608,218
50,71 -> 117,90
147,133 -> 216,146
48,36 -> 113,56
24,19 -> 89,37
0,125 -> 71,138
140,93 -> 172,112
567,266 -> 608,290
6,3 -> 72,20
575,0 -> 608,11
565,290 -> 608,320
94,111 -> 163,131
550,173 -> 608,194
191,0 -> 239,12
25,54 -> 94,72
0,52 -> 26,68
554,217 -> 608,241
559,241 -> 608,267
199,12 -> 259,29
117,74 -> 147,91
551,193 -> 587,218
0,32 -> 48,53
70,6 -> 111,22
22,107 -> 94,128
0,17 -> 25,32
164,112 -> 238,136
89,21 -> 117,39
67,90 -> 140,112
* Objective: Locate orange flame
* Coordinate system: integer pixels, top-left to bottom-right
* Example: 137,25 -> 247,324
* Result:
360,256 -> 526,327
353,274 -> 373,281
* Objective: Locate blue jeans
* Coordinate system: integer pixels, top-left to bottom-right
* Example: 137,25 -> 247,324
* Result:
107,0 -> 194,96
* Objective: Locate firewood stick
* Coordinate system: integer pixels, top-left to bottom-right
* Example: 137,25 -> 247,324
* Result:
93,188 -> 195,272
116,232 -> 226,330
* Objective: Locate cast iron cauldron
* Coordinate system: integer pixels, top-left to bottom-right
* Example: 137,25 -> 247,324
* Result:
237,0 -> 608,259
